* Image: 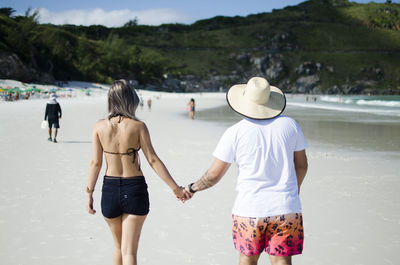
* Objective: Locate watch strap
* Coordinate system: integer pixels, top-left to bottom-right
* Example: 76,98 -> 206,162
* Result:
188,183 -> 197,193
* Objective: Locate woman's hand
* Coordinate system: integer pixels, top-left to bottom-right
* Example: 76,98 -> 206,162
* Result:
173,186 -> 193,202
86,194 -> 96,214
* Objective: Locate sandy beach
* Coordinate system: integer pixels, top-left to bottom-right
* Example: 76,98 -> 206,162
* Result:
0,86 -> 399,265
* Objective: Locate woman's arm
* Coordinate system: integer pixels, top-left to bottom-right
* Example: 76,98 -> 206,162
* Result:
139,123 -> 187,199
294,150 -> 308,194
86,123 -> 103,214
187,158 -> 231,193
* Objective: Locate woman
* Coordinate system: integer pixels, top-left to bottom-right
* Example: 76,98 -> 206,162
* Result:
85,79 -> 189,265
187,98 -> 195,119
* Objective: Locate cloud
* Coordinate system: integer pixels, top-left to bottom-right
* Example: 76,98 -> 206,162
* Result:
36,7 -> 192,27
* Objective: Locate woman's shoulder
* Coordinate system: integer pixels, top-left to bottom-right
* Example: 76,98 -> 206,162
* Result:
125,118 -> 146,131
94,118 -> 107,126
92,119 -> 107,130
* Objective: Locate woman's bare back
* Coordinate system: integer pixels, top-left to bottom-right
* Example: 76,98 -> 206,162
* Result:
96,116 -> 144,177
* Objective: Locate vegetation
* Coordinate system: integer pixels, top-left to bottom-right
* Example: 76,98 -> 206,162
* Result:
0,0 -> 399,92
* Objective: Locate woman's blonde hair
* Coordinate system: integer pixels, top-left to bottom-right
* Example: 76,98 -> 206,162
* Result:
108,79 -> 139,120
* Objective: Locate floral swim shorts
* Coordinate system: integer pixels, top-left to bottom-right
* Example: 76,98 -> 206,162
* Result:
232,213 -> 304,256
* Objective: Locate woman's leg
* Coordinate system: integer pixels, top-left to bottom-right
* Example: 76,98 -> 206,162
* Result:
105,216 -> 123,265
121,214 -> 147,265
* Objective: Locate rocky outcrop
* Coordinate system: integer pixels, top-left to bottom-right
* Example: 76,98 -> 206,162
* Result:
2,49 -> 395,95
251,54 -> 285,80
296,74 -> 320,93
296,61 -> 322,75
145,57 -> 393,95
0,52 -> 55,83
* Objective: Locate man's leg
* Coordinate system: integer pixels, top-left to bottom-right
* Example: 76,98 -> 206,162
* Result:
232,215 -> 265,265
269,255 -> 292,265
48,127 -> 52,141
239,253 -> 260,265
53,121 -> 59,142
266,213 -> 303,265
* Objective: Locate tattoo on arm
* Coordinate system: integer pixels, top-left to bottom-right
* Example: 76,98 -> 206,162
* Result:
193,171 -> 218,192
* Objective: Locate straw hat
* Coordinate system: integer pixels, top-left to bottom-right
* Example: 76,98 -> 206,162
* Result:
226,77 -> 286,120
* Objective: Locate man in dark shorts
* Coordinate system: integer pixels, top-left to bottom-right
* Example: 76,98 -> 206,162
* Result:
44,93 -> 62,143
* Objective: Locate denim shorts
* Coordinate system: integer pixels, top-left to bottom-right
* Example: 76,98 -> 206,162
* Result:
101,175 -> 150,218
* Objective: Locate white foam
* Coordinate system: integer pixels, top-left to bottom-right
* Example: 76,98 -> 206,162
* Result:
287,102 -> 400,117
319,95 -> 400,108
356,99 -> 400,107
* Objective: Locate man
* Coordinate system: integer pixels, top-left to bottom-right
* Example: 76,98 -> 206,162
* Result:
44,93 -> 62,143
186,77 -> 308,265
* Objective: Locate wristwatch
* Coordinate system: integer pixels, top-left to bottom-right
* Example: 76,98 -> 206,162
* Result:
188,183 -> 197,193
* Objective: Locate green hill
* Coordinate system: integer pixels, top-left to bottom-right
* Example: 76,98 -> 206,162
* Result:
0,0 -> 399,94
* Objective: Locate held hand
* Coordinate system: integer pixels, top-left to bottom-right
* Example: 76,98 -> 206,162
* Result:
185,186 -> 195,197
86,194 -> 96,214
182,188 -> 193,201
173,186 -> 192,203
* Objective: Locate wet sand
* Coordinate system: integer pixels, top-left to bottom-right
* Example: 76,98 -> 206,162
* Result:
0,92 -> 399,265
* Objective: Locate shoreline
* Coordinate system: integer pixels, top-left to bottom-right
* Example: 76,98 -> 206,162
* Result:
0,84 -> 399,265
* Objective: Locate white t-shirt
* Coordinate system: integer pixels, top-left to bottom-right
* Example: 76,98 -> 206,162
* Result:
213,116 -> 308,217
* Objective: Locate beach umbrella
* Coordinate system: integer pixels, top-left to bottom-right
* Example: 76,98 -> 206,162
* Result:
12,87 -> 22,93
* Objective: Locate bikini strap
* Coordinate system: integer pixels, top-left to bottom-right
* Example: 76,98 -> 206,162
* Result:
103,147 -> 141,171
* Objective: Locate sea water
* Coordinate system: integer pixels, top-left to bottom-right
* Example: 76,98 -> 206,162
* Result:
196,94 -> 400,154
289,95 -> 400,118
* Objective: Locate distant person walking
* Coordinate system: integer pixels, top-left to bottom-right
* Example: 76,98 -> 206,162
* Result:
85,79 -> 190,265
44,93 -> 62,143
187,98 -> 195,119
185,77 -> 308,265
139,95 -> 144,110
147,98 -> 152,111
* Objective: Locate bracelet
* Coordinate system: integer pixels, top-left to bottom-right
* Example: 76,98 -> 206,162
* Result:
86,186 -> 95,193
188,183 -> 197,193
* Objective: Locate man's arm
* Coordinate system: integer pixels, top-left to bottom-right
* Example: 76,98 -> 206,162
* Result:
294,150 -> 308,194
189,158 -> 231,193
58,103 -> 62,118
44,104 -> 49,120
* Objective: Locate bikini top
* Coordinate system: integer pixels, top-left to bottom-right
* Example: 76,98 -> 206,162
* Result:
103,146 -> 141,171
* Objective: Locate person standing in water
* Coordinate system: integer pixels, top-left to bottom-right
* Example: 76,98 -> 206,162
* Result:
187,98 -> 195,120
44,93 -> 62,143
186,77 -> 308,265
85,79 -> 190,265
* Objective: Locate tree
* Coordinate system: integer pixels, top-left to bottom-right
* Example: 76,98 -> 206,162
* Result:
0,7 -> 15,17
124,17 -> 138,27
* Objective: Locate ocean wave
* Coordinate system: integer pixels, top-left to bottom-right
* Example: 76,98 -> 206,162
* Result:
356,99 -> 400,107
287,102 -> 400,117
319,96 -> 400,108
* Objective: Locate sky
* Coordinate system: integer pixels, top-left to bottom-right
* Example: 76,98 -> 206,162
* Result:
1,0 -> 397,27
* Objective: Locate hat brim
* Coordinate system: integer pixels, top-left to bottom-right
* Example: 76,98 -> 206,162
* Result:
226,84 -> 286,120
